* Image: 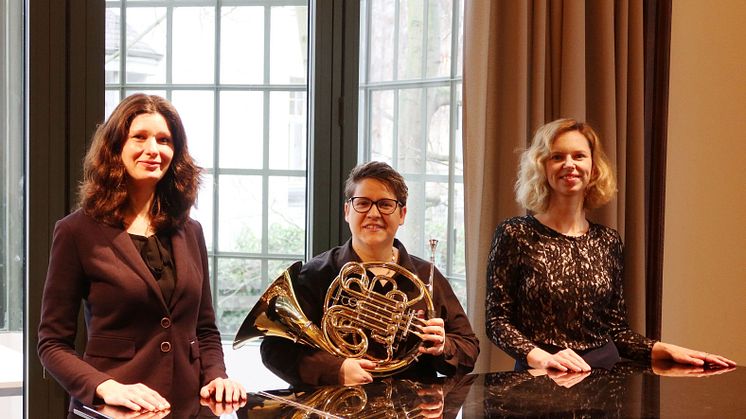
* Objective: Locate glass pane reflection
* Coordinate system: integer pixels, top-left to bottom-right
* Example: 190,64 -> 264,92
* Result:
220,6 -> 264,84
269,6 -> 308,84
219,91 -> 264,170
171,90 -> 215,170
216,257 -> 263,337
267,176 -> 305,255
125,7 -> 167,84
218,175 -> 262,253
173,7 -> 215,84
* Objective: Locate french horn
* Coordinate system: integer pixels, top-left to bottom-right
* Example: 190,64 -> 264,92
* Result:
233,259 -> 435,376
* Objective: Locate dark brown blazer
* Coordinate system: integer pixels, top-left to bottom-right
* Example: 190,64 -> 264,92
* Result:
38,209 -> 227,407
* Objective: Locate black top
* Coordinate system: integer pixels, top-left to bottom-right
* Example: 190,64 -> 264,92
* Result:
130,233 -> 176,304
485,215 -> 655,362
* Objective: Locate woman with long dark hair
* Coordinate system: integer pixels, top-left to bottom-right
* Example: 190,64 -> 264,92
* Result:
38,94 -> 245,413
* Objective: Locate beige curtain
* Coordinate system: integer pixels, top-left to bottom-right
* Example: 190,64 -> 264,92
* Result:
463,0 -> 646,373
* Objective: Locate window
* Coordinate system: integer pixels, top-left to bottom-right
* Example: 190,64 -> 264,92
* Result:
1,0 -> 24,414
105,0 -> 309,339
359,0 -> 465,306
104,0 -> 465,390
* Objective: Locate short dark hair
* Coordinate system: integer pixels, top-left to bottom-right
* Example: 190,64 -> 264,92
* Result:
344,161 -> 408,205
79,93 -> 202,233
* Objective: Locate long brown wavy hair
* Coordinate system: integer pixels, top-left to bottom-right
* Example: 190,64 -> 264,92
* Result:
79,94 -> 202,233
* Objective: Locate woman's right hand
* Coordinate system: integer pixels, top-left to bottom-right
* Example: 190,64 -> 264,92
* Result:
527,347 -> 591,372
95,379 -> 170,412
339,358 -> 375,385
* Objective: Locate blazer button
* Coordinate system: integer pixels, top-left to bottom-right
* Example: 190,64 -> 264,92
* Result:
161,317 -> 171,328
160,341 -> 172,353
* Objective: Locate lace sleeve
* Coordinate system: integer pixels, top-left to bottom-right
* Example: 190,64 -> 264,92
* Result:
485,221 -> 537,360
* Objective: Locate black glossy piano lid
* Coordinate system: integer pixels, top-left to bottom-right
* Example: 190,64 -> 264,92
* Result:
73,361 -> 745,418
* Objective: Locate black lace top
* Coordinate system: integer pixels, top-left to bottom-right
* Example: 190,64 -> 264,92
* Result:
485,215 -> 655,362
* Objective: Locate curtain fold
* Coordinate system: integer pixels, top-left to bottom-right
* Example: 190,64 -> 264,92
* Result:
463,0 -> 651,373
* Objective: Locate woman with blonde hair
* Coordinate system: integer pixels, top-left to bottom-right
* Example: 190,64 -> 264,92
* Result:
486,118 -> 735,372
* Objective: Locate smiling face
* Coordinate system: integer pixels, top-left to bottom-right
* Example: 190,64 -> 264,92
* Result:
121,112 -> 174,189
544,130 -> 593,200
344,178 -> 407,254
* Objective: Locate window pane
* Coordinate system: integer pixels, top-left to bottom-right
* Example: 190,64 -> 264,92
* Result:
218,175 -> 262,253
125,88 -> 167,98
171,90 -> 215,169
367,0 -> 396,82
397,0 -> 424,80
125,7 -> 167,84
267,176 -> 305,255
269,91 -> 306,170
397,178 -> 424,250
191,173 -> 214,252
370,90 -> 395,162
1,0 -> 23,334
219,91 -> 264,170
269,6 -> 308,84
453,182 -> 465,276
220,6 -> 264,85
105,8 -> 121,84
397,88 -> 425,173
216,257 -> 262,337
426,0 -> 453,79
268,260 -> 298,284
426,86 -> 450,175
456,0 -> 464,77
104,89 -> 120,119
1,0 -> 23,413
425,181 -> 449,261
454,82 -> 463,177
173,7 -> 215,84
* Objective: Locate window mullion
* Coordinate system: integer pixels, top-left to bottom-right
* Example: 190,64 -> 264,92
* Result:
211,1 -> 222,311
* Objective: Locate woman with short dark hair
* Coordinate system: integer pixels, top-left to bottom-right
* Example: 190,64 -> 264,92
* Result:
261,161 -> 479,386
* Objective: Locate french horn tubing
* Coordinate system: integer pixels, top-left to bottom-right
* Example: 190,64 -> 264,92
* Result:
233,259 -> 435,376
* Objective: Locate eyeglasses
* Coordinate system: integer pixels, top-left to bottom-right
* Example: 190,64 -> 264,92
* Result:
348,197 -> 402,215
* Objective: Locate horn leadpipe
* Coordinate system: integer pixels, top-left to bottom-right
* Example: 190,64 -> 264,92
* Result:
427,239 -> 439,318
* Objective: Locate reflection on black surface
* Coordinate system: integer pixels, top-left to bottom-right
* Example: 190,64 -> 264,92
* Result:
476,363 -> 648,418
72,362 -> 743,419
69,398 -> 223,419
243,374 -> 475,419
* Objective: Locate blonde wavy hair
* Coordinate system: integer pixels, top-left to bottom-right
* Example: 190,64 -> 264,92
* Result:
515,118 -> 616,213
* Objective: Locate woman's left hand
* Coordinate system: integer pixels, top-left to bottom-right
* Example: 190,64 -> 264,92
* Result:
417,317 -> 446,356
652,342 -> 736,368
200,377 -> 247,403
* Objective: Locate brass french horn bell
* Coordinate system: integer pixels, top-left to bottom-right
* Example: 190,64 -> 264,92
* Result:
233,261 -> 337,353
233,260 -> 435,376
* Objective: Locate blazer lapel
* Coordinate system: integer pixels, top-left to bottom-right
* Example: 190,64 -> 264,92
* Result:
169,225 -> 195,309
100,222 -> 169,310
